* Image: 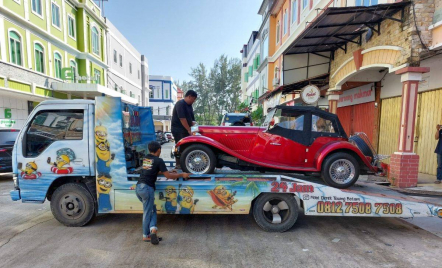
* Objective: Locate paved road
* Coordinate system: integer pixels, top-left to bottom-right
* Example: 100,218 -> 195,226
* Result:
1,174 -> 442,268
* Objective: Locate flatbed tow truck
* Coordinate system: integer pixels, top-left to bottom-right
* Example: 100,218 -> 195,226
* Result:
9,97 -> 442,232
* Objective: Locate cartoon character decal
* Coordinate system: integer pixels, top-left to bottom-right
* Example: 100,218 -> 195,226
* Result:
178,185 -> 198,214
20,162 -> 42,180
159,186 -> 178,214
47,148 -> 75,174
95,125 -> 115,212
208,185 -> 237,210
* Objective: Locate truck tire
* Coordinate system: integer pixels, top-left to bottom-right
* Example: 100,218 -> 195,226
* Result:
252,193 -> 298,232
50,183 -> 95,227
321,152 -> 360,189
349,135 -> 373,159
180,144 -> 216,174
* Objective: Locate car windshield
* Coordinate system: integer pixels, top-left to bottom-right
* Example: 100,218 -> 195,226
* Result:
223,114 -> 248,123
262,109 -> 277,127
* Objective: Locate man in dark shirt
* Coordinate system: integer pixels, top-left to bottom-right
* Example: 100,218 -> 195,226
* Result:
435,124 -> 442,184
171,90 -> 198,168
136,141 -> 190,244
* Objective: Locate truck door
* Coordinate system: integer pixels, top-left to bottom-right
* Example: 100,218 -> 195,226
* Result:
15,104 -> 90,202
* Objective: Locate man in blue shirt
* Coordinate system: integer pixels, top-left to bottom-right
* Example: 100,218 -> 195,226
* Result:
435,124 -> 442,184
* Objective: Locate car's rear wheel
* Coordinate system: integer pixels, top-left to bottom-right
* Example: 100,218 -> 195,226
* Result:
180,144 -> 216,174
252,193 -> 298,232
321,152 -> 360,189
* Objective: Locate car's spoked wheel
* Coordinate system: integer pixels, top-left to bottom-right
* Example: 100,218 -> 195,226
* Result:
321,153 -> 360,189
329,159 -> 356,185
252,193 -> 298,232
185,149 -> 211,174
262,199 -> 289,224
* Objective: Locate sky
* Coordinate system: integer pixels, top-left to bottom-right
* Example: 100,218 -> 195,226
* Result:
102,0 -> 262,83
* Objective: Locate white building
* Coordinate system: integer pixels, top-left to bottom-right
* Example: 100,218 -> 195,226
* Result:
149,75 -> 177,132
105,19 -> 149,106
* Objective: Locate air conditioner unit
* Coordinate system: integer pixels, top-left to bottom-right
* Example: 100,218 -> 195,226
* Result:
273,78 -> 280,86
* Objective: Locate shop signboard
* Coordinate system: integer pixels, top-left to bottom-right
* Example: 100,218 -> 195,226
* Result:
337,84 -> 375,108
4,108 -> 12,119
300,85 -> 320,105
0,119 -> 16,128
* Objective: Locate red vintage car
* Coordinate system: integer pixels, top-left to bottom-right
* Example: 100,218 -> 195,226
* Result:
174,106 -> 381,189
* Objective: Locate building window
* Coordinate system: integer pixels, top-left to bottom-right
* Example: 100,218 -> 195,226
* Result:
94,69 -> 101,84
291,0 -> 297,24
119,54 -> 123,67
129,62 -> 132,74
9,31 -> 22,66
165,89 -> 169,99
149,91 -> 154,98
91,26 -> 100,55
356,0 -> 378,6
138,70 -> 140,79
51,2 -> 61,28
283,9 -> 288,35
68,16 -> 76,39
34,43 -> 44,73
70,60 -> 77,82
276,20 -> 280,44
113,50 -> 117,63
54,52 -> 62,79
31,0 -> 42,16
302,0 -> 308,10
166,106 -> 170,116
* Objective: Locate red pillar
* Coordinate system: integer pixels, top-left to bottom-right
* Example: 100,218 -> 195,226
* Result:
389,67 -> 430,188
327,91 -> 341,114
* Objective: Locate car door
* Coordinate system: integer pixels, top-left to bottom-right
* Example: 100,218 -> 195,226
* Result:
262,109 -> 308,167
15,104 -> 90,202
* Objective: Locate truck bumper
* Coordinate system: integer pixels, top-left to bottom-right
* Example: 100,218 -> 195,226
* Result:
10,189 -> 20,201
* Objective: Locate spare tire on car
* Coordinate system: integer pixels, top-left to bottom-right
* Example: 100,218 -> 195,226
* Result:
349,135 -> 373,159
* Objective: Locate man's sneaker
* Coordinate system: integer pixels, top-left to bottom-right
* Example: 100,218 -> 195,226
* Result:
143,235 -> 162,242
435,180 -> 442,184
150,229 -> 160,245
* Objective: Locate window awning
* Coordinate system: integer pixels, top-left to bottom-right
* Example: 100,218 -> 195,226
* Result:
265,73 -> 329,100
285,2 -> 409,55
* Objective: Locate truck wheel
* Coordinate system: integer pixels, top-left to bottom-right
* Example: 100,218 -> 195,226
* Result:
252,193 -> 298,232
321,153 -> 360,189
180,144 -> 216,174
50,183 -> 95,227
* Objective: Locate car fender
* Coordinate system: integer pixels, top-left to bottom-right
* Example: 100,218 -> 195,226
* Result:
314,141 -> 376,172
176,136 -> 248,160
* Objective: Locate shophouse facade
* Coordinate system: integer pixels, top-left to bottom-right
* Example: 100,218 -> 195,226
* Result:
149,75 -> 177,132
0,0 -> 141,130
246,0 -> 442,187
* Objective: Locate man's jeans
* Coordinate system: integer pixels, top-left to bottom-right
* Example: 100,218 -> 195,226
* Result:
135,183 -> 157,237
437,154 -> 442,181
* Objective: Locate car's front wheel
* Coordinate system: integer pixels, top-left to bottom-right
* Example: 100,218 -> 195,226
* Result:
180,144 -> 216,174
321,152 -> 360,189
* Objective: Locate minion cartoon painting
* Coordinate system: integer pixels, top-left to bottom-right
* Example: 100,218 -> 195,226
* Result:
47,148 -> 75,174
207,185 -> 237,210
159,186 -> 178,214
178,185 -> 199,214
20,162 -> 41,180
95,125 -> 115,211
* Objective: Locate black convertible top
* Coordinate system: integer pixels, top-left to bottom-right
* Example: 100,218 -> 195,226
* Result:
268,105 -> 348,145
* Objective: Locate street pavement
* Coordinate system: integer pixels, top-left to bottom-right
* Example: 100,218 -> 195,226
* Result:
1,142 -> 442,268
